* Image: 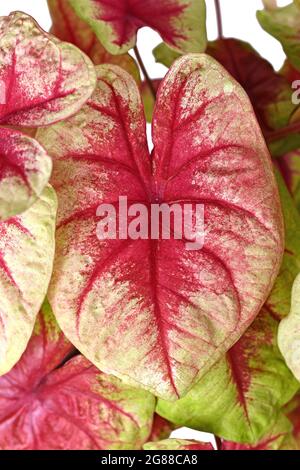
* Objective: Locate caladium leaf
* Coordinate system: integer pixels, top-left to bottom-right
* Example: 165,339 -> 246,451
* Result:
284,394 -> 300,447
222,415 -> 297,450
48,0 -> 140,81
147,415 -> 174,442
156,173 -> 299,443
69,0 -> 207,55
257,1 -> 300,72
153,43 -> 181,69
0,185 -> 57,376
37,56 -> 283,400
0,12 -> 96,127
278,273 -> 300,382
266,171 -> 300,319
157,309 -> 299,444
0,302 -> 156,450
144,438 -> 213,451
0,128 -> 52,220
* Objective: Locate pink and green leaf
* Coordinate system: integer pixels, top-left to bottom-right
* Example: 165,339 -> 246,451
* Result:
0,128 -> 52,220
144,438 -> 213,451
156,173 -> 299,444
222,415 -> 297,450
69,0 -> 207,55
0,12 -> 96,127
0,186 -> 57,376
0,302 -> 156,450
48,0 -> 140,81
257,1 -> 300,72
37,56 -> 283,400
147,415 -> 174,442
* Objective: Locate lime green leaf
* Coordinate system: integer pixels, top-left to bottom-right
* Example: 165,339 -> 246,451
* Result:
257,2 -> 300,72
0,186 -> 57,376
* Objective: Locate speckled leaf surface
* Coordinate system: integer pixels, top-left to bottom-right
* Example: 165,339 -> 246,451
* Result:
0,12 -> 96,127
37,56 -> 283,401
278,273 -> 300,382
0,128 -> 52,220
257,2 -> 300,72
144,438 -> 213,451
0,186 -> 57,376
156,174 -> 298,443
48,0 -> 140,81
0,302 -> 155,450
69,0 -> 207,55
157,309 -> 298,444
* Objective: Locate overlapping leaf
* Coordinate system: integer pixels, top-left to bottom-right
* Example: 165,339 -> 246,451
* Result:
48,0 -> 140,81
0,128 -> 52,219
144,438 -> 213,450
69,0 -> 207,55
0,302 -> 155,450
0,186 -> 57,376
222,415 -> 298,450
0,11 -> 96,127
257,1 -> 300,72
278,273 -> 300,382
156,174 -> 299,444
37,56 -> 283,400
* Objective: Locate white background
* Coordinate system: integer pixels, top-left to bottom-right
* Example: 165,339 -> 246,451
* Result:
0,0 -> 292,448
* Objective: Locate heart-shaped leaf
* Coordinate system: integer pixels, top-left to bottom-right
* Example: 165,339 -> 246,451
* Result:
144,438 -> 213,450
156,174 -> 299,443
48,0 -> 140,81
0,128 -> 52,220
0,12 -> 96,127
257,1 -> 300,72
0,186 -> 57,376
69,0 -> 207,55
0,302 -> 156,450
278,273 -> 300,381
37,56 -> 283,400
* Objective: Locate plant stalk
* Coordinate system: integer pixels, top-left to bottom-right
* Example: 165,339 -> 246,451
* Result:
134,44 -> 156,101
214,0 -> 223,39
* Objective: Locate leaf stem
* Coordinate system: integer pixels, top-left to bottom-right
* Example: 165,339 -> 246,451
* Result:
134,44 -> 156,101
214,0 -> 223,39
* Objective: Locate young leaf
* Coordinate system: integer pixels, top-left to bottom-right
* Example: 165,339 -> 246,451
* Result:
37,56 -> 284,401
48,0 -> 140,81
0,303 -> 156,450
0,186 -> 57,376
278,273 -> 300,382
0,12 -> 96,127
69,0 -> 207,55
144,438 -> 213,451
0,128 -> 52,220
257,1 -> 300,72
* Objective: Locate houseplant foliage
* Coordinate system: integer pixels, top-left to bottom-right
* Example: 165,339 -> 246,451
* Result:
0,0 -> 300,450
